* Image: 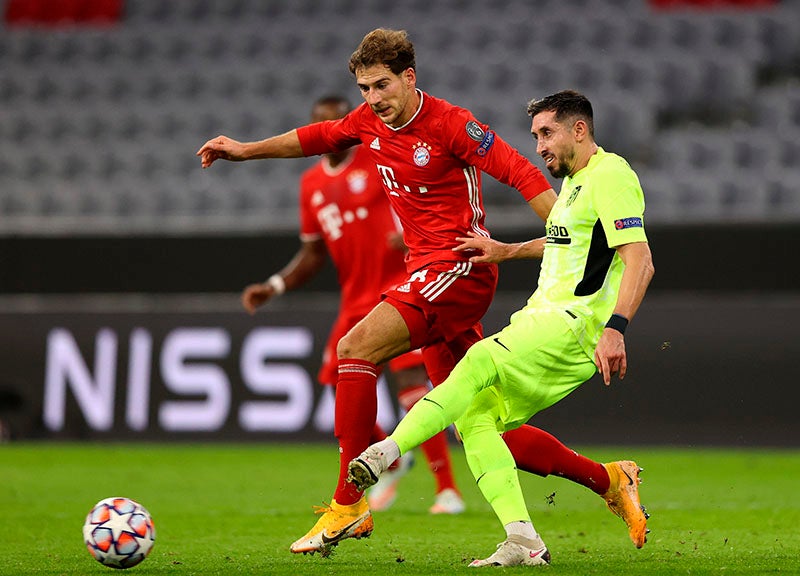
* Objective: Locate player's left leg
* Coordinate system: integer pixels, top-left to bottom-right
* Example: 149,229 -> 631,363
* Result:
453,312 -> 603,565
455,388 -> 550,567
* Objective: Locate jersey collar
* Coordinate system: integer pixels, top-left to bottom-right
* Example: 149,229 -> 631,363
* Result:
570,146 -> 606,180
387,89 -> 424,132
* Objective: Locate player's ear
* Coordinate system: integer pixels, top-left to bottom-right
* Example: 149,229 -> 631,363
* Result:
403,67 -> 416,86
573,119 -> 588,142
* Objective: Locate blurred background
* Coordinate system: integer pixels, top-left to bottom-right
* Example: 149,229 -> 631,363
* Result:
0,0 -> 797,445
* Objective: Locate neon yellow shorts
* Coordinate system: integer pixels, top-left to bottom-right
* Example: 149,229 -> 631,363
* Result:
452,307 -> 597,432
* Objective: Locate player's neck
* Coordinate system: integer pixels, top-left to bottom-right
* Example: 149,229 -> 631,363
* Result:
390,89 -> 423,130
325,147 -> 356,169
570,142 -> 599,176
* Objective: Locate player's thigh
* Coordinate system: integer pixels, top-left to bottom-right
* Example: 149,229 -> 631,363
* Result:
337,300 -> 412,364
385,262 -> 497,349
494,311 -> 597,430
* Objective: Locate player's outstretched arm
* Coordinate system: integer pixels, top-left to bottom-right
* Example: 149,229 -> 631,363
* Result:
241,239 -> 328,314
594,241 -> 654,385
453,231 -> 545,263
197,129 -> 305,168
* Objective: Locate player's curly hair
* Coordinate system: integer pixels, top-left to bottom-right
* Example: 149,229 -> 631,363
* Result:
527,90 -> 594,137
349,28 -> 416,76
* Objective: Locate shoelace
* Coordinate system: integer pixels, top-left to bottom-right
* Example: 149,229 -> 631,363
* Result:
311,502 -> 333,515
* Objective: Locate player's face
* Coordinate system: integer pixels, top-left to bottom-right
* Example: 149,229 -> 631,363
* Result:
311,101 -> 353,164
531,110 -> 578,179
356,64 -> 418,128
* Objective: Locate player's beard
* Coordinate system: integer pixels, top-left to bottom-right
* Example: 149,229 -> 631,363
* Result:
547,149 -> 576,179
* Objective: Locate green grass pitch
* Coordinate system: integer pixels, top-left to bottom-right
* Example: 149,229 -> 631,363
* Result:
1,443 -> 798,575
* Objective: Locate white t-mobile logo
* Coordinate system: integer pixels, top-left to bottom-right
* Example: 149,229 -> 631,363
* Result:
317,203 -> 344,240
376,164 -> 428,196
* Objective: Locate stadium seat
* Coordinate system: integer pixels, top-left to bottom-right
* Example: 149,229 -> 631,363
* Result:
777,137 -> 800,168
0,0 -> 798,232
592,90 -> 657,163
764,170 -> 800,218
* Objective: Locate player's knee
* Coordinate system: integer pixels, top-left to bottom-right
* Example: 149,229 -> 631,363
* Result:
336,333 -> 358,360
455,412 -> 495,441
336,331 -> 376,361
455,385 -> 503,439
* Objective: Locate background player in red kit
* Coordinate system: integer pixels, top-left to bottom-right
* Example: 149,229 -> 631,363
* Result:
199,28 -> 647,556
241,95 -> 465,515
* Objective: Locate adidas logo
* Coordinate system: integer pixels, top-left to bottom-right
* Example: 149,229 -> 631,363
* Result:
370,137 -> 381,150
397,283 -> 411,293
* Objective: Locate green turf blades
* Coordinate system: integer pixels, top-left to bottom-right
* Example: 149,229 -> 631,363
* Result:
0,443 -> 798,575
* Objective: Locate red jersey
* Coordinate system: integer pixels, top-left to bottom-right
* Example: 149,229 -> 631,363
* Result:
296,91 -> 552,272
299,145 -> 407,315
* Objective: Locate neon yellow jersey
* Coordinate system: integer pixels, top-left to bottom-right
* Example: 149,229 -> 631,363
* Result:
522,147 -> 647,357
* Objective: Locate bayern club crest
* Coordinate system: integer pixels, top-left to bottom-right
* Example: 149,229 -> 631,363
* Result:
413,141 -> 431,166
347,170 -> 368,194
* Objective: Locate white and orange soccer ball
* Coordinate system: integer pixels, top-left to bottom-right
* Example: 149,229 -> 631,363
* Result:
83,497 -> 156,569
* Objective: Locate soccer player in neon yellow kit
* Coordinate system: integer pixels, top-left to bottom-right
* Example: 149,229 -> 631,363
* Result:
199,30 -> 645,555
349,90 -> 656,567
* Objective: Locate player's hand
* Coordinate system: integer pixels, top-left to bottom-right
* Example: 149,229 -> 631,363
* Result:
594,328 -> 627,386
196,135 -> 247,168
241,283 -> 275,315
453,232 -> 510,263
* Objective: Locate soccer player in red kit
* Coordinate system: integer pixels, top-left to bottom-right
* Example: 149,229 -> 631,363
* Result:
241,95 -> 465,515
198,28 -> 647,555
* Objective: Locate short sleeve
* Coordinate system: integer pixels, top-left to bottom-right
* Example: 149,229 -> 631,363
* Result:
595,164 -> 648,248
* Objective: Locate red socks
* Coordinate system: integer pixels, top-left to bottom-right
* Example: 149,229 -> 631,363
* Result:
503,425 -> 610,495
333,359 -> 379,504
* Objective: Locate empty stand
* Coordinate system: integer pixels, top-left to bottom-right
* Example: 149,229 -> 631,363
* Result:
1,0 -> 798,233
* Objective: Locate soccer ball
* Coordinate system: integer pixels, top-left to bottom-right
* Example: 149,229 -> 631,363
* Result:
83,497 -> 156,569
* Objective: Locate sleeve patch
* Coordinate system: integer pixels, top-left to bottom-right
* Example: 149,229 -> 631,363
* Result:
614,217 -> 643,230
465,121 -> 485,141
476,131 -> 495,157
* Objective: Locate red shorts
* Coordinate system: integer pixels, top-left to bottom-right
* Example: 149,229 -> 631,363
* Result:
317,308 -> 424,386
383,260 -> 498,386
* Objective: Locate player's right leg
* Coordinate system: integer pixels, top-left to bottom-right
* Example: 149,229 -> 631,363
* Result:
602,460 -> 649,548
348,340 -> 500,491
492,309 -> 650,549
503,426 -> 649,547
503,426 -> 612,493
290,302 -> 412,554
